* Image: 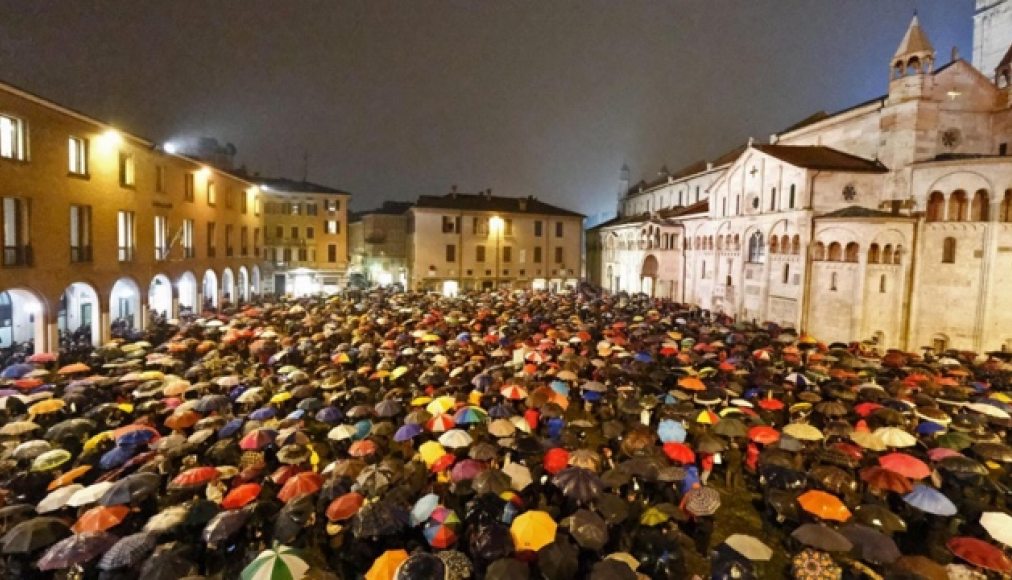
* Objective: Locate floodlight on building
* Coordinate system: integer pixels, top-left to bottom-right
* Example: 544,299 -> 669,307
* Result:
198,166 -> 212,179
164,141 -> 178,154
101,129 -> 122,146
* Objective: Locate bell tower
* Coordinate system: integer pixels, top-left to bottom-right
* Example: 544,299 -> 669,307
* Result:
881,15 -> 938,171
617,163 -> 630,217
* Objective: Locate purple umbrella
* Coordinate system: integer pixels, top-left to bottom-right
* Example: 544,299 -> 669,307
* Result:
451,459 -> 488,482
395,423 -> 424,442
37,532 -> 118,570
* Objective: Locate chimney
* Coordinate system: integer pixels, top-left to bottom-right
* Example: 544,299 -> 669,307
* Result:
951,46 -> 959,62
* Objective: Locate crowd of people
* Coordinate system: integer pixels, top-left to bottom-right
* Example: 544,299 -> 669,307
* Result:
0,287 -> 1010,579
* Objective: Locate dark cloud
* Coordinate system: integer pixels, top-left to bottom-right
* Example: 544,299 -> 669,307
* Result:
0,1 -> 972,218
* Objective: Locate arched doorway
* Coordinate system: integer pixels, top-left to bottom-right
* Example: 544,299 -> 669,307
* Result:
221,268 -> 235,307
251,266 -> 261,296
202,270 -> 218,310
178,271 -> 197,316
0,288 -> 45,354
110,278 -> 141,337
59,282 -> 100,347
148,274 -> 173,319
641,255 -> 659,297
238,266 -> 250,303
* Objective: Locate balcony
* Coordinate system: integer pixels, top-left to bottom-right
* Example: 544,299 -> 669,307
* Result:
2,245 -> 32,267
117,246 -> 134,262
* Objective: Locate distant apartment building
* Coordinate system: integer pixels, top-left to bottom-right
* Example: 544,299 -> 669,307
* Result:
348,201 -> 414,287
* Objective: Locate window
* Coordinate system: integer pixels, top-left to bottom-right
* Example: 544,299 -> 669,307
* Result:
154,215 -> 168,260
504,219 -> 513,236
442,216 -> 459,233
297,247 -> 307,261
695,186 -> 700,202
291,203 -> 301,216
283,248 -> 291,263
306,227 -> 315,239
555,222 -> 563,237
701,260 -> 707,278
971,190 -> 989,221
770,187 -> 777,211
880,274 -> 887,293
789,185 -> 796,209
240,226 -> 249,256
119,152 -> 135,187
827,242 -> 842,261
239,189 -> 248,213
948,190 -> 968,222
184,173 -> 195,202
868,244 -> 880,264
830,272 -> 838,291
275,225 -> 284,239
1001,143 -> 1008,156
68,137 -> 88,175
534,220 -> 543,237
207,181 -> 216,206
554,247 -> 563,263
291,226 -> 299,240
533,247 -> 542,263
1,197 -> 29,266
155,165 -> 165,193
253,228 -> 260,257
225,225 -> 234,257
473,217 -> 488,235
328,244 -> 337,262
503,246 -> 512,262
0,114 -> 26,160
69,205 -> 92,263
182,219 -> 194,258
782,264 -> 790,284
942,237 -> 956,263
254,197 -> 262,216
325,220 -> 339,234
747,232 -> 765,263
225,188 -> 234,209
445,244 -> 456,262
117,211 -> 135,261
206,222 -> 216,257
326,199 -> 339,213
476,245 -> 486,262
282,202 -> 291,214
812,242 -> 825,261
845,242 -> 859,263
306,203 -> 317,216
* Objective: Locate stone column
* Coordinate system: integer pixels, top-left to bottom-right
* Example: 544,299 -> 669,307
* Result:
100,310 -> 111,344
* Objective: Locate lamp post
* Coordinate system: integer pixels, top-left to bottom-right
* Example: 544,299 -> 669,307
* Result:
489,215 -> 504,291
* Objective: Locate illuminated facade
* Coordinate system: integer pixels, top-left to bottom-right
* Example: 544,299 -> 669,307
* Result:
589,13 -> 1012,352
348,201 -> 413,287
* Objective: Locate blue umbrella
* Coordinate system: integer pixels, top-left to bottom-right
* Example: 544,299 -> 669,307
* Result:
194,394 -> 230,414
1,364 -> 34,379
550,381 -> 570,397
395,423 -> 423,442
249,407 -> 276,421
916,422 -> 945,435
228,386 -> 245,401
903,484 -> 957,516
100,444 -> 139,470
115,429 -> 157,447
582,391 -> 602,402
680,466 -> 700,494
547,417 -> 564,439
634,352 -> 653,364
285,409 -> 305,421
657,419 -> 687,443
353,419 -> 372,440
456,332 -> 471,342
410,493 -> 439,526
315,407 -> 342,424
471,374 -> 492,390
218,418 -> 244,439
488,403 -> 512,419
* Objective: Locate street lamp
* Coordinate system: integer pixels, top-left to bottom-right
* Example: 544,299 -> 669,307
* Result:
489,215 -> 504,290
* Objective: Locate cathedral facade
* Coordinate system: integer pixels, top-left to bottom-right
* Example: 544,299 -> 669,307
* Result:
588,8 -> 1012,354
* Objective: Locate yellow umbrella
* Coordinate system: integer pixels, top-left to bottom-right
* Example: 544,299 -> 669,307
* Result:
139,370 -> 165,381
419,441 -> 447,467
270,391 -> 293,404
468,390 -> 483,406
425,396 -> 456,415
510,510 -> 557,552
83,431 -> 113,453
850,431 -> 887,451
365,549 -> 408,580
116,403 -> 134,414
28,399 -> 65,416
421,334 -> 441,343
410,396 -> 433,407
990,393 -> 1012,404
640,507 -> 671,527
782,423 -> 823,441
390,366 -> 409,380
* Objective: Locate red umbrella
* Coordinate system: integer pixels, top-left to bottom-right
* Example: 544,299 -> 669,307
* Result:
747,425 -> 780,445
277,471 -> 323,503
239,429 -> 276,451
947,536 -> 1012,573
430,454 -> 456,473
758,399 -> 784,411
348,440 -> 378,458
830,442 -> 864,461
221,483 -> 261,510
14,378 -> 43,391
859,466 -> 913,494
27,352 -> 58,364
662,442 -> 696,464
169,466 -> 219,489
879,452 -> 931,480
855,402 -> 883,417
326,492 -> 365,521
543,448 -> 570,475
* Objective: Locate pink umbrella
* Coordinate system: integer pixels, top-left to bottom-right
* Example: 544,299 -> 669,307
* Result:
927,447 -> 963,461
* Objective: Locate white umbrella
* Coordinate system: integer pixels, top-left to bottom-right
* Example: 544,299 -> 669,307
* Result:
502,462 -> 533,491
328,425 -> 357,441
873,427 -> 917,448
67,481 -> 114,507
438,429 -> 473,449
967,402 -> 1011,419
981,512 -> 1012,547
37,484 -> 84,514
724,533 -> 773,561
143,505 -> 189,533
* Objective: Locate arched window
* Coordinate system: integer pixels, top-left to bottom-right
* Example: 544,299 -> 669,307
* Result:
893,245 -> 903,265
708,236 -> 714,250
769,236 -> 779,254
942,237 -> 956,263
770,187 -> 777,211
701,260 -> 706,278
1002,190 -> 1012,223
948,190 -> 968,222
716,236 -> 723,251
845,242 -> 860,263
747,232 -> 765,263
926,191 -> 945,222
812,242 -> 826,261
781,235 -> 790,254
791,235 -> 800,255
789,185 -> 796,209
830,272 -> 838,291
882,244 -> 893,264
782,264 -> 790,284
827,242 -> 843,262
879,274 -> 887,293
734,234 -> 740,250
971,189 -> 989,221
868,243 -> 880,264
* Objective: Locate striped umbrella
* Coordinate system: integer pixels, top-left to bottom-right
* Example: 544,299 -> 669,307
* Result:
241,545 -> 309,580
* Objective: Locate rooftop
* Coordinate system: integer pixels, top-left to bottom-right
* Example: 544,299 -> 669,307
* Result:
253,177 -> 350,195
413,192 -> 584,218
753,145 -> 889,173
818,205 -> 901,219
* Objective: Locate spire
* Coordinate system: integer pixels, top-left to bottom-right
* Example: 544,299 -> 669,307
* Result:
892,14 -> 935,77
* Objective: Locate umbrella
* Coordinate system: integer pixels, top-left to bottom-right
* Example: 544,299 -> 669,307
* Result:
38,485 -> 84,514
423,506 -> 461,548
169,466 -> 219,490
30,449 -> 71,472
859,466 -> 913,494
904,484 -> 957,516
879,452 -> 930,479
352,500 -> 406,538
947,536 -> 1012,573
202,508 -> 253,544
724,534 -> 772,561
100,472 -> 162,506
839,523 -> 901,564
143,504 -> 190,533
683,485 -> 721,516
565,509 -> 608,550
657,419 -> 686,443
1,517 -> 70,553
791,523 -> 853,552
849,431 -> 887,451
241,545 -> 309,580
278,472 -> 323,503
747,425 -> 780,445
873,426 -> 917,448
72,505 -> 129,533
37,531 -> 117,570
782,423 -> 823,441
791,548 -> 842,579
552,467 -> 604,504
502,462 -> 533,491
98,531 -> 156,570
981,511 -> 1012,548
327,492 -> 365,522
366,549 -> 409,580
140,542 -> 198,580
538,539 -> 578,580
510,510 -> 556,552
68,482 -> 115,507
222,483 -> 262,510
797,490 -> 851,522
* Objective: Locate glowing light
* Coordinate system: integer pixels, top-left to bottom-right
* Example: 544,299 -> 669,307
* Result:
101,129 -> 122,146
442,280 -> 459,297
198,166 -> 212,179
489,215 -> 505,235
163,141 -> 178,154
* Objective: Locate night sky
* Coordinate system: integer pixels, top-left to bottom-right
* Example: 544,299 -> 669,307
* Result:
0,1 -> 973,221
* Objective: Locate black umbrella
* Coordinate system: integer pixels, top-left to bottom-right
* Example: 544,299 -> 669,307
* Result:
538,538 -> 579,580
100,472 -> 162,506
810,465 -> 857,495
852,504 -> 907,534
564,509 -> 608,550
696,433 -> 728,454
972,442 -> 1012,463
791,523 -> 853,552
45,418 -> 97,441
467,522 -> 513,562
202,507 -> 253,544
617,456 -> 665,481
600,468 -> 631,489
472,470 -> 512,495
839,523 -> 902,565
1,516 -> 70,553
352,500 -> 406,538
593,493 -> 629,525
486,557 -> 529,580
37,531 -> 118,571
98,531 -> 157,570
396,552 -> 446,580
465,494 -> 508,527
274,493 -> 315,544
713,417 -> 747,438
552,467 -> 604,504
590,559 -> 637,580
139,542 -> 198,580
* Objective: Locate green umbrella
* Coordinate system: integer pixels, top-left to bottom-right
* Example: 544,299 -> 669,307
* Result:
31,449 -> 72,472
242,545 -> 309,580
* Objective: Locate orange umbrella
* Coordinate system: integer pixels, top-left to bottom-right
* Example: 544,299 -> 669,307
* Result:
57,362 -> 90,375
277,471 -> 323,503
72,505 -> 129,533
164,410 -> 201,431
797,489 -> 852,522
47,465 -> 92,491
365,549 -> 409,580
221,483 -> 261,510
326,492 -> 365,521
678,377 -> 706,392
348,440 -> 379,458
